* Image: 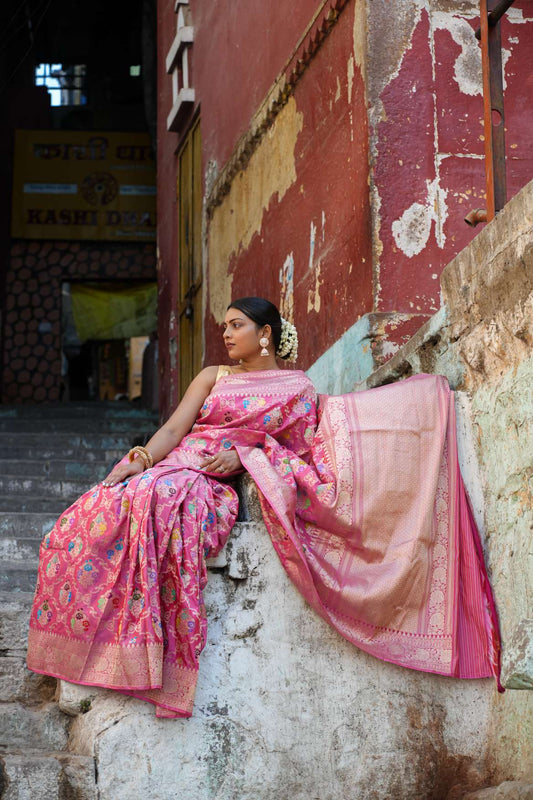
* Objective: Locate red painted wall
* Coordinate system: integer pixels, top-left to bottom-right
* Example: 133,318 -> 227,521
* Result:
157,0 -> 340,412
203,1 -> 372,369
157,0 -> 370,413
156,0 -> 533,413
372,4 -> 532,330
190,0 -> 320,169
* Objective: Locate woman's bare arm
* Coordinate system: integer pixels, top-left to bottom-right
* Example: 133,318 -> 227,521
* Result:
102,366 -> 219,486
148,366 -> 219,461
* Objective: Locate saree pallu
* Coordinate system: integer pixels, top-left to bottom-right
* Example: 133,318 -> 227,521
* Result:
27,370 -> 502,718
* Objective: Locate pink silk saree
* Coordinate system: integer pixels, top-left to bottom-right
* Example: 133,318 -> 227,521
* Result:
27,369 -> 502,717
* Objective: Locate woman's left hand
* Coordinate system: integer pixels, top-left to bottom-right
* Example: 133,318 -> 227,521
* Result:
200,449 -> 242,475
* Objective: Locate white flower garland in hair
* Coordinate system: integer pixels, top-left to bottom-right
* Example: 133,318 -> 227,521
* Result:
276,318 -> 299,362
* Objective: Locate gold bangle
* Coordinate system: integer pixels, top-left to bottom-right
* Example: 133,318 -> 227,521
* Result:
128,446 -> 153,470
128,448 -> 146,469
135,446 -> 153,468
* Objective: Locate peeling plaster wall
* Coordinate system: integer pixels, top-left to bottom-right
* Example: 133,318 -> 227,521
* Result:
190,0 -> 320,170
307,311 -> 430,393
367,0 -> 533,360
157,0 -> 373,412
156,0 -> 532,410
207,97 -> 303,325
357,179 -> 533,783
307,0 -> 533,387
204,1 -> 373,369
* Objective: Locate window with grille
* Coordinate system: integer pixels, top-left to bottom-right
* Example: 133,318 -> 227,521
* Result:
35,63 -> 88,107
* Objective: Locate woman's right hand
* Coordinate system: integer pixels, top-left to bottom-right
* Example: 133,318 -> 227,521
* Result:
102,458 -> 144,488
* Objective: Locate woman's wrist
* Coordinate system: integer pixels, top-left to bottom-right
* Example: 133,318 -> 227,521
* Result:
128,446 -> 153,471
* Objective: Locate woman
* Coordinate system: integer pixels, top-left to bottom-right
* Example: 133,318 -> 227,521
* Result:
27,298 -> 502,718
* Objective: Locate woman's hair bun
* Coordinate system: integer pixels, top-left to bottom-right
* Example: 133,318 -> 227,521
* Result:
277,318 -> 298,362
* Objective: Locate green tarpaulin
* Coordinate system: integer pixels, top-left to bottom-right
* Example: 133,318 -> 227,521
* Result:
71,282 -> 157,341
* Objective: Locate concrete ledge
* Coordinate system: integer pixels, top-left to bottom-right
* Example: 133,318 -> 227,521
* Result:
353,307 -> 453,390
67,515 -> 496,800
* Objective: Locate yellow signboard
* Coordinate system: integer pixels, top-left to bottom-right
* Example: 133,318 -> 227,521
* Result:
11,131 -> 156,241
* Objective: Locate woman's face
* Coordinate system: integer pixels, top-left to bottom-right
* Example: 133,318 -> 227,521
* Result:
223,308 -> 265,361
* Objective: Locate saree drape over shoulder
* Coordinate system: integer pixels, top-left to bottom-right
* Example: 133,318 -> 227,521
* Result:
27,370 -> 501,717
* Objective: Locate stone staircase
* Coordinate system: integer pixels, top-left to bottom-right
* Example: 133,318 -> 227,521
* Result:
0,403 -> 158,800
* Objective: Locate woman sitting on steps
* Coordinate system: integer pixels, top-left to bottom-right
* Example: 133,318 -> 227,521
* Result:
27,296 -> 502,718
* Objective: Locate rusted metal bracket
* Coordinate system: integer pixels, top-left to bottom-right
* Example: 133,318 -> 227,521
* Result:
474,0 -> 516,39
465,0 -> 515,227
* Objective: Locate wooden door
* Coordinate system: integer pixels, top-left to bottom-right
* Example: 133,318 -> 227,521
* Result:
177,119 -> 203,397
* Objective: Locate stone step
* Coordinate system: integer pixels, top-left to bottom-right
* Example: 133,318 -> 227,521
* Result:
0,513 -> 58,540
0,417 -> 157,433
0,474 -> 261,519
0,496 -> 75,513
0,431 -> 144,450
0,703 -> 70,751
0,753 -> 97,800
0,537 -> 42,561
2,445 -> 124,462
0,518 -> 255,592
0,476 -> 95,499
0,401 -> 157,420
0,591 -> 34,652
0,560 -> 39,592
0,459 -> 111,481
0,655 -> 56,704
0,515 -> 58,559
